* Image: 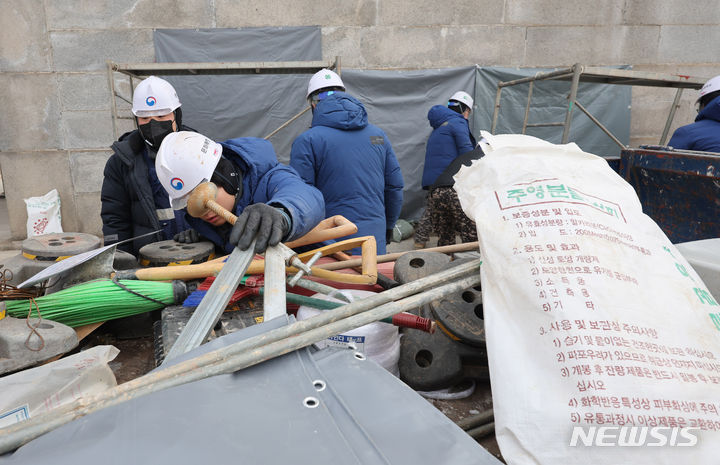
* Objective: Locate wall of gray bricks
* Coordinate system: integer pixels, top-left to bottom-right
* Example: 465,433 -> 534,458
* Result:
0,0 -> 718,240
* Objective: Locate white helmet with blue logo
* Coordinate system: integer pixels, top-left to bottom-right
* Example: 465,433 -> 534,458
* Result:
156,131 -> 223,210
132,76 -> 181,117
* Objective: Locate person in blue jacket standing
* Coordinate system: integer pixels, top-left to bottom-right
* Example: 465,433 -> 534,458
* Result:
290,69 -> 404,255
156,131 -> 325,254
420,91 -> 479,246
669,75 -> 720,153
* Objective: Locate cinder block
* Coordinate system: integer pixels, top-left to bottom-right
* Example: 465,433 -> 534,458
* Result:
323,26 -> 525,68
377,0 -> 504,26
658,26 -> 720,64
215,0 -> 376,26
0,151 -> 79,238
70,151 -> 112,193
58,73 -> 110,111
45,0 -> 214,29
60,111 -> 115,150
623,0 -> 720,25
506,0 -> 624,26
50,30 -> 154,72
0,74 -> 61,151
629,86 -> 696,142
0,0 -> 51,71
73,192 -> 103,237
524,26 -> 660,66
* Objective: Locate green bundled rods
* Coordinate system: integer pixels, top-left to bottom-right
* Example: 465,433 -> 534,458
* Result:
5,279 -> 176,327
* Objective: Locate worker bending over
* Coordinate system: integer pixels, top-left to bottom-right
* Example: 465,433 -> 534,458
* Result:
669,75 -> 720,153
101,76 -> 194,255
156,131 -> 324,254
290,69 -> 404,255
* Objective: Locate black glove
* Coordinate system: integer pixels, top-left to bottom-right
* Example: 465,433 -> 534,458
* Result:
386,229 -> 394,244
230,203 -> 290,253
174,228 -> 200,243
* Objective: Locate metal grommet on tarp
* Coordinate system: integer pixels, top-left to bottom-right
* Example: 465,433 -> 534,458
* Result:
138,240 -> 216,267
21,233 -> 101,262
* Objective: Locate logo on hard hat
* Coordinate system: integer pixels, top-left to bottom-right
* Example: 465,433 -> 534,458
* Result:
146,96 -> 156,106
170,177 -> 184,190
324,74 -> 331,80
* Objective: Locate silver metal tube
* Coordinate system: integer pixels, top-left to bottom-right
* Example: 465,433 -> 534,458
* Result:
491,86 -> 502,134
562,64 -> 583,144
0,260 -> 480,453
660,88 -> 684,145
497,68 -> 574,87
522,81 -> 534,134
263,245 -> 287,321
264,106 -> 311,140
290,278 -> 350,302
573,100 -> 627,149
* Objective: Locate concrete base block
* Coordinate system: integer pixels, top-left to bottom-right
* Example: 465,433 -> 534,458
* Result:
0,316 -> 78,375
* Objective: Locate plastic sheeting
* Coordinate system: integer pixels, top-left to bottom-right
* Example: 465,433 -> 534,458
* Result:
154,28 -> 630,221
0,316 -> 500,464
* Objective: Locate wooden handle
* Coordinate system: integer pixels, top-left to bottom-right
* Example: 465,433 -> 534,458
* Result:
285,215 -> 358,248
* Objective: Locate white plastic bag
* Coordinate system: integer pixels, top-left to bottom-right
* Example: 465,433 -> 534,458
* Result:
0,346 -> 119,427
24,188 -> 63,237
454,132 -> 720,464
297,289 -> 401,375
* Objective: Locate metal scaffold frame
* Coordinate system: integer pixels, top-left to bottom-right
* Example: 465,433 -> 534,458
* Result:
106,56 -> 341,141
490,63 -> 707,149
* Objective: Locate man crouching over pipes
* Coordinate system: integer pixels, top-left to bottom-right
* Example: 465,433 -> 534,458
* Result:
155,131 -> 325,254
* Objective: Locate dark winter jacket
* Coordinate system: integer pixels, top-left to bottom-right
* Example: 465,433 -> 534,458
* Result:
422,105 -> 476,188
668,95 -> 720,153
431,146 -> 485,189
290,92 -> 404,255
101,129 -> 191,255
185,137 -> 325,255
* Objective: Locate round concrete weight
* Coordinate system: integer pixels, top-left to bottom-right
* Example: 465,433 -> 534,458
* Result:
393,251 -> 451,284
22,233 -> 101,260
430,285 -> 485,347
138,240 -> 216,267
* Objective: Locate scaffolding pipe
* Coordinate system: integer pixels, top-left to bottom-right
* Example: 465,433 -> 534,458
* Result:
660,88 -> 684,146
561,64 -> 583,144
521,81 -> 534,134
573,100 -> 627,149
0,260 -> 481,454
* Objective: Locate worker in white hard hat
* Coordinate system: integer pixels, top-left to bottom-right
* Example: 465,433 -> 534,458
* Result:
100,76 -> 195,255
669,74 -> 720,153
156,131 -> 324,254
417,90 -> 479,247
290,69 -> 404,255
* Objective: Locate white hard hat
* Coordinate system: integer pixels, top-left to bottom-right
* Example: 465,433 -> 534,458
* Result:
449,91 -> 474,110
697,75 -> 720,103
307,69 -> 345,98
156,131 -> 223,210
132,76 -> 181,117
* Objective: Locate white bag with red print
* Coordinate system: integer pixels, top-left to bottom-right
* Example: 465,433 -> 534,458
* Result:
454,131 -> 720,465
24,188 -> 63,237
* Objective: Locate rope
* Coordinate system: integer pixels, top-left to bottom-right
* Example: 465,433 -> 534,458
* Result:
0,269 -> 46,351
111,276 -> 168,306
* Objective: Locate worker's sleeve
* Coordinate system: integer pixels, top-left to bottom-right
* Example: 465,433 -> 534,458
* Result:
451,121 -> 476,155
100,155 -> 133,254
668,126 -> 693,151
289,135 -> 317,185
260,164 -> 325,242
383,141 -> 404,230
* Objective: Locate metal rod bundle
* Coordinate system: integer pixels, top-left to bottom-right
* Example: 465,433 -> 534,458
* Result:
0,259 -> 480,454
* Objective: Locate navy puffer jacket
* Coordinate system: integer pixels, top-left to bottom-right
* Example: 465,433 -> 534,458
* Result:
185,138 -> 325,254
669,95 -> 720,153
422,105 -> 476,188
290,92 -> 404,255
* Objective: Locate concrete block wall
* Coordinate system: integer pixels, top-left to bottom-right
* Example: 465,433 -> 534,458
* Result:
0,0 -> 718,241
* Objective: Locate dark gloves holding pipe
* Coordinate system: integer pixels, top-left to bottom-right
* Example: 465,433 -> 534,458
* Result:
230,203 -> 291,253
174,228 -> 200,243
